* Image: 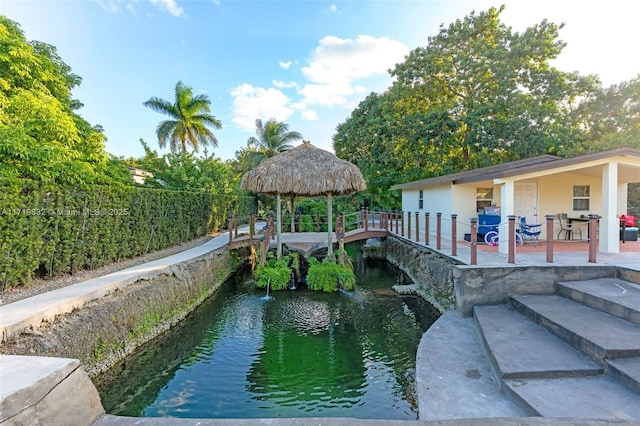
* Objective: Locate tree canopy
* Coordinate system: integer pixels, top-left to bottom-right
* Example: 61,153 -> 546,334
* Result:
0,16 -> 110,184
143,81 -> 222,154
333,6 -> 637,209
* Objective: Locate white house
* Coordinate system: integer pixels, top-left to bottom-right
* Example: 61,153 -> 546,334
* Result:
390,147 -> 640,254
127,166 -> 154,185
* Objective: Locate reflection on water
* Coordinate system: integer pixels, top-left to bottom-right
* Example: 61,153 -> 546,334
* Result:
95,243 -> 440,419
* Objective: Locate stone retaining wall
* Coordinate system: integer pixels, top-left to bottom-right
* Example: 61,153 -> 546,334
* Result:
367,237 -> 457,313
0,247 -> 245,378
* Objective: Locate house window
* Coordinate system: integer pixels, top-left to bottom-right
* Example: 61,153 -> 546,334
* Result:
476,188 -> 493,212
573,185 -> 590,211
418,190 -> 424,210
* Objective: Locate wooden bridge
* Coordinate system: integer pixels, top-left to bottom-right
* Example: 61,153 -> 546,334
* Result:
226,210 -> 391,255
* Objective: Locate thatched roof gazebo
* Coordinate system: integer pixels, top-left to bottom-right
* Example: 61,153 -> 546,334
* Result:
240,140 -> 366,258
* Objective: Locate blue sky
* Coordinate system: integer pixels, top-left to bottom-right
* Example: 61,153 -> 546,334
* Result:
1,0 -> 639,161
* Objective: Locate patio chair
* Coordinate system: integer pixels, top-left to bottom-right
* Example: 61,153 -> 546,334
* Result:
519,217 -> 541,242
557,213 -> 582,240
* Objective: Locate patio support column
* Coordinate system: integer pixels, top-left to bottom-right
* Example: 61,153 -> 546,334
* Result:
499,181 -> 515,254
600,162 -> 619,254
276,193 -> 282,260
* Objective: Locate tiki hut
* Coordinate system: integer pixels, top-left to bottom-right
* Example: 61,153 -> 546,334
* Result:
240,140 -> 366,258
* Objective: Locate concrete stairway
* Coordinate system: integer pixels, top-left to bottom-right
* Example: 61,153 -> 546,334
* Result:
474,277 -> 640,419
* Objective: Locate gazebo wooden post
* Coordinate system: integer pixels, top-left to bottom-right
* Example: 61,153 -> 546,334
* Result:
415,211 -> 420,243
249,212 -> 255,245
327,192 -> 334,258
400,211 -> 404,237
364,208 -> 369,232
395,211 -> 399,234
234,214 -> 239,237
276,193 -> 282,260
407,211 -> 412,240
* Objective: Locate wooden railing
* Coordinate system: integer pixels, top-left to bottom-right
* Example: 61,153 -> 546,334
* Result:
228,209 -> 604,265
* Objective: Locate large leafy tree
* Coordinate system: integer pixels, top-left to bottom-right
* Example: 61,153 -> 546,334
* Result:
0,16 -> 109,184
239,118 -> 302,171
571,75 -> 640,153
143,81 -> 222,153
130,139 -> 238,195
334,6 -> 599,208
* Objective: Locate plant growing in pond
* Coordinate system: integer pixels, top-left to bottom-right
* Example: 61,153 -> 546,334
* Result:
306,254 -> 355,292
255,255 -> 292,290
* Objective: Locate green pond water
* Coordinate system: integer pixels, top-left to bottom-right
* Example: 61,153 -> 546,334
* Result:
95,243 -> 440,419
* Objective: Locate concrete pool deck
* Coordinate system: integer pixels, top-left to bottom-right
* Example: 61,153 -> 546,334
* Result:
1,231 -> 639,425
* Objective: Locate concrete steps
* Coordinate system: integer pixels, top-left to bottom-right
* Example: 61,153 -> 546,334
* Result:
474,277 -> 640,419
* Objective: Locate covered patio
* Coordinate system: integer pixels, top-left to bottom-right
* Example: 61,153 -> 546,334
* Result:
391,147 -> 640,255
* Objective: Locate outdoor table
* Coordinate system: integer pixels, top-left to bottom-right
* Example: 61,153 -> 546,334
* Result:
568,216 -> 597,240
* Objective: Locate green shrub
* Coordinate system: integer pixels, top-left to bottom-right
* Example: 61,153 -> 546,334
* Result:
255,257 -> 291,290
0,178 -> 255,289
306,257 -> 355,292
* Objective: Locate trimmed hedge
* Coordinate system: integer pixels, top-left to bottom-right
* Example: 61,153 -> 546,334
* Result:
0,179 -> 255,289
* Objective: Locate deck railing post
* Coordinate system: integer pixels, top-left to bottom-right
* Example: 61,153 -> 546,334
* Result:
588,214 -> 599,263
228,216 -> 233,244
425,213 -> 430,246
508,215 -> 516,264
407,211 -> 412,239
401,211 -> 405,237
545,214 -> 554,263
415,211 -> 420,243
436,212 -> 442,250
395,211 -> 399,234
470,218 -> 478,265
451,214 -> 458,256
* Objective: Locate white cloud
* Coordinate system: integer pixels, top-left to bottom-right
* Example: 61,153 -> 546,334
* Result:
290,102 -> 307,110
301,110 -> 318,121
302,35 -> 407,84
230,84 -> 294,130
273,80 -> 298,89
95,0 -> 184,16
298,80 -> 352,106
279,61 -> 292,69
299,35 -> 408,105
328,4 -> 337,12
149,0 -> 184,16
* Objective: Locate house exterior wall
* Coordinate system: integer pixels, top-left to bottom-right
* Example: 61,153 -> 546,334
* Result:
400,166 -> 633,242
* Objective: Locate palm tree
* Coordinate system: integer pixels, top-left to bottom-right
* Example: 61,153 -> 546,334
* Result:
241,118 -> 302,170
241,118 -> 302,232
143,81 -> 222,153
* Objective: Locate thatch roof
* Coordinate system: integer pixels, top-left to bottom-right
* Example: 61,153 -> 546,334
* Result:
240,141 -> 366,196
